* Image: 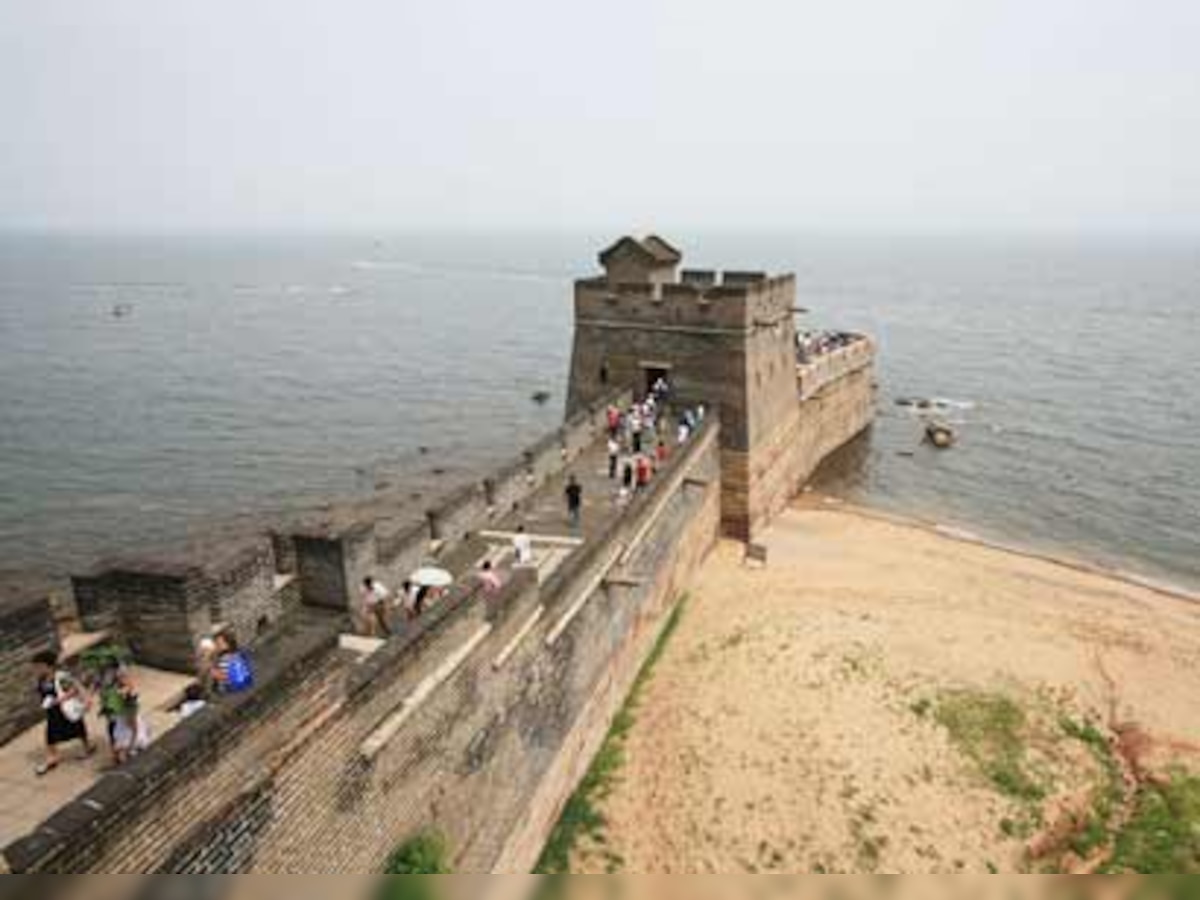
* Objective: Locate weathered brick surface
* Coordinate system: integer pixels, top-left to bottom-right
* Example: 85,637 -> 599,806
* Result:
426,484 -> 489,549
4,420 -> 721,875
566,242 -> 875,540
374,519 -> 433,590
0,595 -> 61,745
67,539 -> 284,672
293,533 -> 349,610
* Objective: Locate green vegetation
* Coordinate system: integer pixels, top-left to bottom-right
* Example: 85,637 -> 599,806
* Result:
382,830 -> 452,874
534,596 -> 688,874
933,690 -> 1045,801
1058,716 -> 1126,861
1103,774 -> 1200,873
80,642 -> 133,674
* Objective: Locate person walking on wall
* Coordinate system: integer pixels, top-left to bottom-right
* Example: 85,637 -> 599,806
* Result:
513,524 -> 534,567
360,576 -> 393,637
607,435 -> 620,479
210,631 -> 254,694
477,559 -> 503,596
565,475 -> 584,530
32,651 -> 93,776
635,454 -> 652,492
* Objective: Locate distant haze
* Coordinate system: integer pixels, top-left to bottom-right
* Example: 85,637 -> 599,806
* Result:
3,0 -> 1199,234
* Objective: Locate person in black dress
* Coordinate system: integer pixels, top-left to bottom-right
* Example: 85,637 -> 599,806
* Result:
32,650 -> 93,775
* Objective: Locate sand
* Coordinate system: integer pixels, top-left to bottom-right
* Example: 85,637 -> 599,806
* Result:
576,501 -> 1200,874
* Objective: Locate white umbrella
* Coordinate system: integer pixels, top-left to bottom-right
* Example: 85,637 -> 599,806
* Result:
411,566 -> 453,588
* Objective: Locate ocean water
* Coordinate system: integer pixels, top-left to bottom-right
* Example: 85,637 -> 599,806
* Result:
0,232 -> 1196,590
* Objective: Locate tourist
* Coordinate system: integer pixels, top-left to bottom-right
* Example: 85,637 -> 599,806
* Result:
178,684 -> 207,719
477,559 -> 503,596
565,475 -> 584,529
210,631 -> 254,694
630,408 -> 644,453
635,454 -> 652,491
412,584 -> 434,618
622,456 -> 635,490
32,651 -> 93,776
109,680 -> 150,764
513,524 -> 534,566
656,439 -> 669,465
97,662 -> 140,764
606,404 -> 620,438
677,419 -> 691,445
607,435 -> 620,479
360,576 -> 393,637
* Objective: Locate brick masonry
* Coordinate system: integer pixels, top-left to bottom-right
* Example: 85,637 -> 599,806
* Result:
2,237 -> 872,874
3,420 -> 721,874
566,238 -> 876,540
0,596 -> 61,746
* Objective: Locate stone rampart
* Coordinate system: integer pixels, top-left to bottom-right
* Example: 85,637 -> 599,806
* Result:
71,539 -> 283,674
3,417 -> 721,874
0,595 -> 61,746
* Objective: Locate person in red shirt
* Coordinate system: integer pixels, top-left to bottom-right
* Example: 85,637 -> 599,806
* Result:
656,440 -> 669,465
635,454 -> 652,491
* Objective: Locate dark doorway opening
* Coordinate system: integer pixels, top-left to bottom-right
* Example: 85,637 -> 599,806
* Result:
643,366 -> 670,398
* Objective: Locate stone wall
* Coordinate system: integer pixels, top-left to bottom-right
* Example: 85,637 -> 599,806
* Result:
427,484 -> 490,548
0,596 -> 61,746
722,360 -> 876,540
72,539 -> 285,673
3,418 -> 721,874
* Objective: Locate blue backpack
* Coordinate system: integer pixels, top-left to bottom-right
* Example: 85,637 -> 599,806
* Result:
223,651 -> 254,693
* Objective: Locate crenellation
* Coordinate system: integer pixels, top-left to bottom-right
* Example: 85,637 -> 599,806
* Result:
1,238 -> 873,874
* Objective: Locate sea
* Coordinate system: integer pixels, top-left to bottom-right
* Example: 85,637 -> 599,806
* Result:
0,231 -> 1196,591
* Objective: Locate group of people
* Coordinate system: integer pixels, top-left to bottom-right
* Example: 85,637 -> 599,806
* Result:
359,574 -> 448,638
603,385 -> 705,508
796,329 -> 859,364
31,629 -> 251,777
32,628 -> 253,777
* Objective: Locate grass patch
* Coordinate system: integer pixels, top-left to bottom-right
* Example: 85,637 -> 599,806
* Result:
1059,715 -> 1126,861
934,690 -> 1045,801
534,596 -> 688,874
1103,774 -> 1200,873
381,829 -> 451,874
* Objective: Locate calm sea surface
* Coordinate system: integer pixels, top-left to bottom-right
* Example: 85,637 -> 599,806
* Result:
0,232 -> 1196,589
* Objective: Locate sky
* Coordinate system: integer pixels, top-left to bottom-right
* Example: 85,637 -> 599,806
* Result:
2,0 -> 1199,234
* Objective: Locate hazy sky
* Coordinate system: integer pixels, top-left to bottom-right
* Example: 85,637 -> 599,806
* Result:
3,0 -> 1199,233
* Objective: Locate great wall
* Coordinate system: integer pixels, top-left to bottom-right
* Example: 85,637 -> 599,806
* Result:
0,236 -> 875,873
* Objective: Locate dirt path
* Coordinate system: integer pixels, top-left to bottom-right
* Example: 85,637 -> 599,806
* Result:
574,502 -> 1200,873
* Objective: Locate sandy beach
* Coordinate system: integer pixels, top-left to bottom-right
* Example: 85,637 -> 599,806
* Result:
574,501 -> 1200,874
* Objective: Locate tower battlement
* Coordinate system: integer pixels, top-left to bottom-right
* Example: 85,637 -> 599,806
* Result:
568,235 -> 875,539
574,271 -> 797,333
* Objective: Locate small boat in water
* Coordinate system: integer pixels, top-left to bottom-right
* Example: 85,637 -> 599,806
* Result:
925,421 -> 956,449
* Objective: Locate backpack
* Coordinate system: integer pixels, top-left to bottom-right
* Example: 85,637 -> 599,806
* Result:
223,652 -> 254,693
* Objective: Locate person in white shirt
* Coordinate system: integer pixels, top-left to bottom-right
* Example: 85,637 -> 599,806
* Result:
607,436 -> 620,479
360,576 -> 392,637
513,524 -> 534,566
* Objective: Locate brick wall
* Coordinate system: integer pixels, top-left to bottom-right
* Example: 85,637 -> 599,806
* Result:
374,519 -> 433,592
4,418 -> 721,874
72,564 -> 210,673
293,533 -> 350,610
0,596 -> 61,746
722,362 -> 876,539
69,539 -> 284,673
206,540 -> 282,648
426,484 -> 490,549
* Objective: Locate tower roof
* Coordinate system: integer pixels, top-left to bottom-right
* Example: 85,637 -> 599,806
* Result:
598,235 -> 683,268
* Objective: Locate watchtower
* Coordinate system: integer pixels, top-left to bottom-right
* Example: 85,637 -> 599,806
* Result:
566,236 -> 807,540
